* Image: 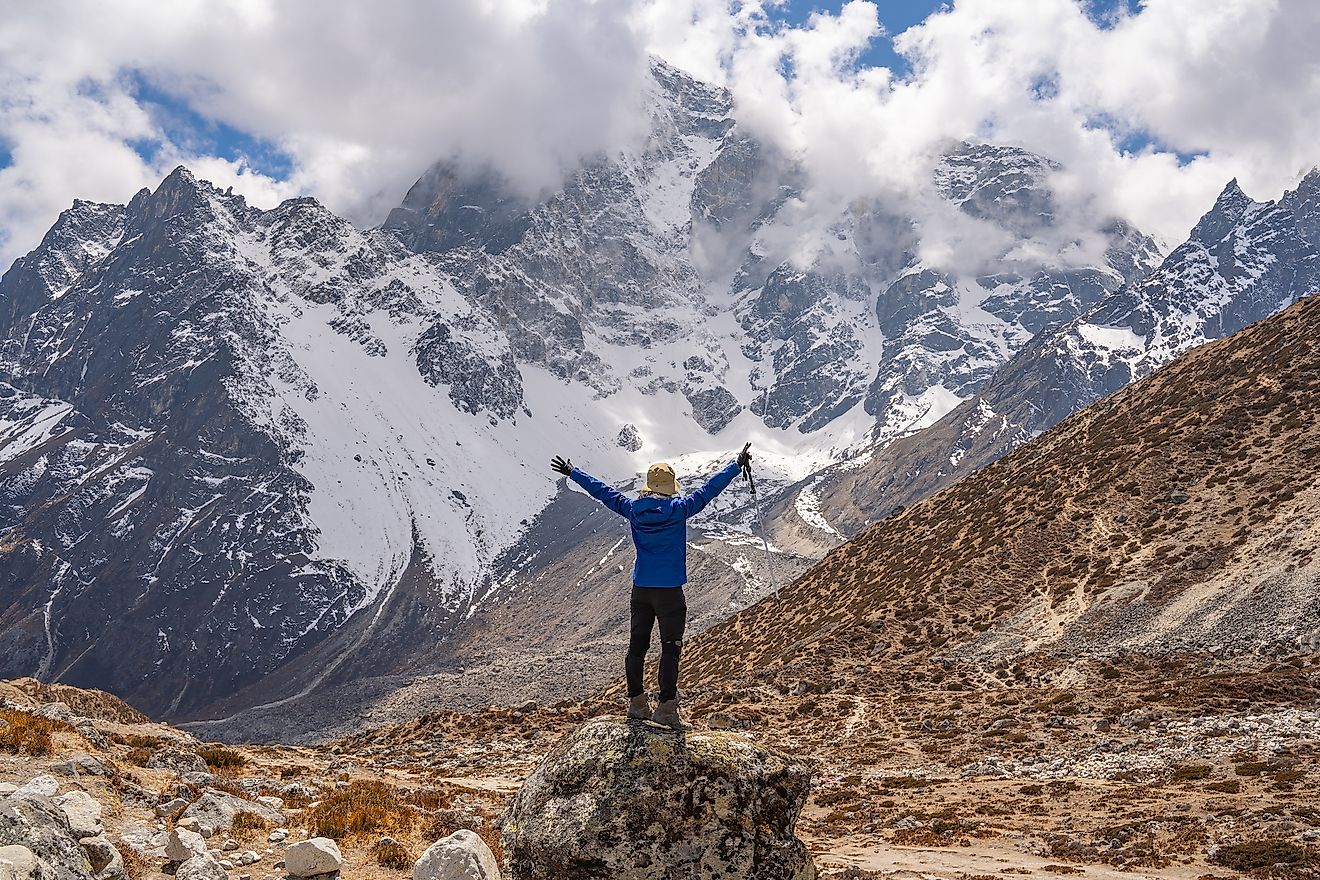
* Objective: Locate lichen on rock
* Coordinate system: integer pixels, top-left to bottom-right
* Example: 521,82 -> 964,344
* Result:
500,717 -> 816,880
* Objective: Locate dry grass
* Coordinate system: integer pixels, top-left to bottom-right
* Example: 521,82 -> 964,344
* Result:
1210,840 -> 1310,872
304,780 -> 417,841
0,708 -> 73,755
232,811 -> 270,832
119,842 -> 152,880
198,745 -> 248,769
108,732 -> 166,749
124,747 -> 152,766
374,838 -> 414,870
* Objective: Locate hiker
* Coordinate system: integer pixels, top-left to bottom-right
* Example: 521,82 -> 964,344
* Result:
550,444 -> 753,728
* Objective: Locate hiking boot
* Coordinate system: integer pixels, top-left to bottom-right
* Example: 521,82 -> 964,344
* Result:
651,699 -> 683,729
627,694 -> 652,720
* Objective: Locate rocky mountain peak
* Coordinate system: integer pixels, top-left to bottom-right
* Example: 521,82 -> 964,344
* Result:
125,165 -> 219,232
1189,177 -> 1255,244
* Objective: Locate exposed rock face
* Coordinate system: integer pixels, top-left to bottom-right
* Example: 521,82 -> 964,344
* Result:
500,718 -> 816,880
812,170 -> 1320,539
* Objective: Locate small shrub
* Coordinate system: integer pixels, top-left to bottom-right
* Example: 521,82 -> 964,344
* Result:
119,843 -> 152,880
405,788 -> 449,811
1209,840 -> 1306,872
232,811 -> 269,832
124,747 -> 153,766
374,839 -> 413,870
304,780 -> 415,841
109,732 -> 166,749
1171,764 -> 1213,781
198,746 -> 247,770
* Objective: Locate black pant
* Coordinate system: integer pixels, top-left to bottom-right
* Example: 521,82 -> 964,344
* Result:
626,586 -> 687,702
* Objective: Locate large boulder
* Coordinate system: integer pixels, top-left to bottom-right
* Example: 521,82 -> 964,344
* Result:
180,789 -> 282,832
500,718 -> 816,880
0,797 -> 93,880
284,838 -> 342,877
413,830 -> 498,879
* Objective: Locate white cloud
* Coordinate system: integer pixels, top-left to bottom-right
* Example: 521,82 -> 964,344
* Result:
0,0 -> 1317,271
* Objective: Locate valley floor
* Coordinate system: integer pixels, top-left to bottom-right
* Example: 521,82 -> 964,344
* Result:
3,660 -> 1318,879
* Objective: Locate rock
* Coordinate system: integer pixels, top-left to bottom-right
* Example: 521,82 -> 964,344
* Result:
145,748 -> 209,775
0,844 -> 54,880
175,853 -> 229,880
165,829 -> 207,863
74,728 -> 110,752
254,796 -> 283,812
156,799 -> 190,819
0,786 -> 15,798
54,793 -> 102,839
236,851 -> 259,866
175,818 -> 200,832
412,830 -> 498,880
117,828 -> 168,859
34,704 -> 74,724
13,777 -> 60,800
0,797 -> 92,880
67,757 -> 109,778
267,830 -> 287,843
283,838 -> 342,877
77,837 -> 123,880
501,718 -> 816,880
180,791 -> 282,832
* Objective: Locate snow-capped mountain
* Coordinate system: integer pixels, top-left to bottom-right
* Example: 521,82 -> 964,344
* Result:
808,170 -> 1320,540
1,59 -> 1161,722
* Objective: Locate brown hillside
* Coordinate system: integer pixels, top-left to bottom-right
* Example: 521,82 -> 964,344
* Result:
684,293 -> 1320,685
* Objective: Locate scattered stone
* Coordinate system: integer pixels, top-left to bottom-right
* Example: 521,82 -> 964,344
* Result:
237,851 -> 260,865
267,829 -> 287,844
117,828 -> 168,859
283,838 -> 342,878
33,704 -> 74,724
146,748 -> 209,775
12,777 -> 60,801
181,791 -> 281,832
175,852 -> 229,880
413,830 -> 498,880
78,836 -> 124,880
165,828 -> 207,863
156,799 -> 189,819
501,718 -> 816,880
74,727 -> 110,752
176,818 -> 200,832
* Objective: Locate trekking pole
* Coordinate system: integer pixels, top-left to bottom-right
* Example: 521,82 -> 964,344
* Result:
740,446 -> 780,602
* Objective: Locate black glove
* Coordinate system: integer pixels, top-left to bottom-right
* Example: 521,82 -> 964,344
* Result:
551,455 -> 573,476
737,442 -> 752,470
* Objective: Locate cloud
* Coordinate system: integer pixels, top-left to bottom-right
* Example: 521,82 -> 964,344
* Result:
0,0 -> 649,266
0,0 -> 1317,273
641,0 -> 1320,263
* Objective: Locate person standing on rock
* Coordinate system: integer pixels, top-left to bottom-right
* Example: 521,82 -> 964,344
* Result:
550,444 -> 752,728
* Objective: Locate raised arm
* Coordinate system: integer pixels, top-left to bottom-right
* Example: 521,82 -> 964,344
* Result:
675,459 -> 741,518
553,455 -> 633,518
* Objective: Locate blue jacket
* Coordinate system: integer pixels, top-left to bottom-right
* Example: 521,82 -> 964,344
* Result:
569,461 -> 741,587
